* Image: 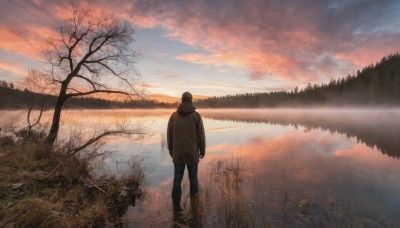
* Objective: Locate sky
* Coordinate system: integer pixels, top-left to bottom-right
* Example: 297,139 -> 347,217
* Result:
1,0 -> 400,101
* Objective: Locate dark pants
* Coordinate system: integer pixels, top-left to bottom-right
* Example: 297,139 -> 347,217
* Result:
172,163 -> 198,203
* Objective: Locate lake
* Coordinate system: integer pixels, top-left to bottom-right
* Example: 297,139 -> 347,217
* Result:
1,108 -> 400,227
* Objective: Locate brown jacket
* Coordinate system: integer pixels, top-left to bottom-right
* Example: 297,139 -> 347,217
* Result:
167,102 -> 206,164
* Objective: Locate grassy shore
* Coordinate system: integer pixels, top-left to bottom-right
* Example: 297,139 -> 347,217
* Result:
0,135 -> 144,227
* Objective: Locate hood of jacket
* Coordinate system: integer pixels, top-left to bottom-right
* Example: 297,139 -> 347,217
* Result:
177,102 -> 196,116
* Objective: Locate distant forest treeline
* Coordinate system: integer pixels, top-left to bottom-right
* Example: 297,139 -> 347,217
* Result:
197,53 -> 400,107
0,83 -> 173,109
2,53 -> 400,109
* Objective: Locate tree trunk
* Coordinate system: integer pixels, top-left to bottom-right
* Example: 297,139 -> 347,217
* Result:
45,83 -> 68,145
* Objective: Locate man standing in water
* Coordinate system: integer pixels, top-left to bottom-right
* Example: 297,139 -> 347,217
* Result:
167,92 -> 206,213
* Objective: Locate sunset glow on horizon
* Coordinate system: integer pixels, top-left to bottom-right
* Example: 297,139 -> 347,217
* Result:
1,0 -> 400,101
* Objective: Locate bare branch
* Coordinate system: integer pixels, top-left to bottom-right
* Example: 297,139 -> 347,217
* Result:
27,104 -> 34,130
85,178 -> 106,193
67,28 -> 89,72
84,55 -> 121,63
27,103 -> 45,132
50,64 -> 63,84
69,130 -> 145,156
82,63 -> 99,74
74,74 -> 96,90
32,104 -> 44,129
73,74 -> 110,90
96,61 -> 120,76
60,27 -> 70,49
56,56 -> 70,67
65,89 -> 136,99
67,87 -> 83,93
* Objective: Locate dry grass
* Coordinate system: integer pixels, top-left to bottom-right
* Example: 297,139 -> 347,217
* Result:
208,158 -> 255,227
171,157 -> 255,228
2,198 -> 59,227
0,136 -> 144,227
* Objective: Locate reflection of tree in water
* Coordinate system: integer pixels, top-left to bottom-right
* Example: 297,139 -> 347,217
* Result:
201,109 -> 400,159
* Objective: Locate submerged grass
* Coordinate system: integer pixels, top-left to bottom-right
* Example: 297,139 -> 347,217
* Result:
209,158 -> 255,227
173,155 -> 391,228
0,136 -> 144,227
172,157 -> 255,227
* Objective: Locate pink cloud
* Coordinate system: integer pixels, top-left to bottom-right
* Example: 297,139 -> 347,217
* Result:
0,25 -> 55,61
128,0 -> 400,83
1,0 -> 400,87
335,144 -> 400,173
0,59 -> 27,76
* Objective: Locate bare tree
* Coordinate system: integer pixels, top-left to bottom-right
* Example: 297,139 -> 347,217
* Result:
19,68 -> 55,138
43,3 -> 142,145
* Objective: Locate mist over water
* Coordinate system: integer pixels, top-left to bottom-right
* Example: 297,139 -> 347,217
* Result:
202,108 -> 400,159
1,108 -> 400,226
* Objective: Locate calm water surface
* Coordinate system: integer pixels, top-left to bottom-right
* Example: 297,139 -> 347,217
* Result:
1,108 -> 400,227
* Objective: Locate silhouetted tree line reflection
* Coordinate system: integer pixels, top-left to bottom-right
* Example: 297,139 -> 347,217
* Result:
202,110 -> 400,159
